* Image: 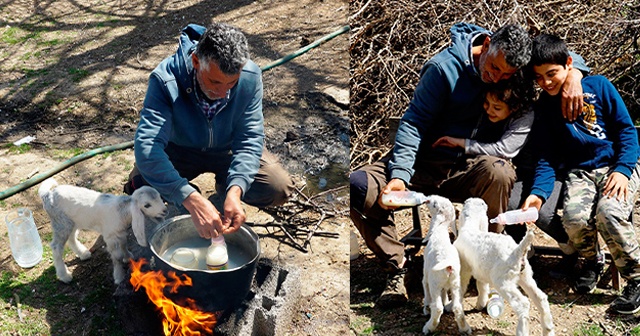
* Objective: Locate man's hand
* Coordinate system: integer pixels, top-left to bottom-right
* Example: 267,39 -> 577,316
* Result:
432,136 -> 465,149
378,178 -> 406,210
603,172 -> 629,202
222,186 -> 246,234
183,191 -> 223,238
561,67 -> 584,121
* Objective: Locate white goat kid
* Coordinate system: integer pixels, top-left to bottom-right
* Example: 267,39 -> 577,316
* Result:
38,178 -> 167,284
422,195 -> 471,335
455,197 -> 554,336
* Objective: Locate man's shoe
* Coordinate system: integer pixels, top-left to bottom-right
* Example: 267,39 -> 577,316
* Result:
549,253 -> 579,279
610,279 -> 640,314
376,269 -> 408,309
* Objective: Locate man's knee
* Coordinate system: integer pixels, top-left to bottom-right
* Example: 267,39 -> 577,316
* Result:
350,170 -> 368,212
482,157 -> 516,185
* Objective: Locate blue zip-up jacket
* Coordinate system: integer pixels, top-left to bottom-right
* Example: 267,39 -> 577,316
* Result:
530,75 -> 640,201
134,24 -> 264,206
389,22 -> 589,184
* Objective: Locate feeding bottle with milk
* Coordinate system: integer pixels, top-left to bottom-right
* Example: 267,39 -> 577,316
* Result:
206,235 -> 228,270
380,190 -> 428,207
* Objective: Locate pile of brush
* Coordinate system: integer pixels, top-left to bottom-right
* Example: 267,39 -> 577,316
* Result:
349,0 -> 640,170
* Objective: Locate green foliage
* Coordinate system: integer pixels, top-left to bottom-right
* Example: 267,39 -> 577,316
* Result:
52,148 -> 84,159
7,144 -> 31,154
68,68 -> 90,82
573,323 -> 604,336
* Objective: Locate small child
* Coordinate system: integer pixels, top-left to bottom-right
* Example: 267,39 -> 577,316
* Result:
522,33 -> 640,314
432,73 -> 535,160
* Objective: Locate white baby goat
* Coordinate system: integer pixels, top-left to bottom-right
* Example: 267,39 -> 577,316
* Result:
38,178 -> 167,284
422,195 -> 471,335
455,197 -> 554,336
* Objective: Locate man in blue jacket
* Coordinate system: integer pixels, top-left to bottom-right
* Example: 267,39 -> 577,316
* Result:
350,23 -> 587,308
124,23 -> 293,239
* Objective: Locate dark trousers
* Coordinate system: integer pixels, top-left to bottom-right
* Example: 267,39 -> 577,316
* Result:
124,143 -> 294,208
350,154 -> 516,268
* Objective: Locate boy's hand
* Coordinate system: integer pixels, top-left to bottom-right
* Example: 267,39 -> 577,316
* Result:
561,67 -> 584,122
603,172 -> 629,202
520,196 -> 543,226
432,136 -> 465,149
379,178 -> 406,210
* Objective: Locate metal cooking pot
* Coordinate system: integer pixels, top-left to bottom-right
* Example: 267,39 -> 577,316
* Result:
148,215 -> 260,313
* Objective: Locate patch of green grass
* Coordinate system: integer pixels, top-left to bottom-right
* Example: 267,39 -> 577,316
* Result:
0,270 -> 54,335
350,315 -> 378,336
20,50 -> 42,60
22,68 -> 48,78
496,319 -> 511,328
573,323 -> 604,336
37,38 -> 63,47
52,148 -> 84,159
631,326 -> 640,336
7,144 -> 31,154
68,68 -> 90,82
2,27 -> 42,44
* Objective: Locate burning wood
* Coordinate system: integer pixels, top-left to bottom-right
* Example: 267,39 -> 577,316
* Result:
130,259 -> 218,336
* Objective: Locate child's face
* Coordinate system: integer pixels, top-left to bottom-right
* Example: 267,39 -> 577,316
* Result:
483,92 -> 512,122
533,62 -> 571,96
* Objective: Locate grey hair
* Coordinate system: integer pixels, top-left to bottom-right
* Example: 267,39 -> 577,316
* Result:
487,24 -> 532,69
195,22 -> 249,75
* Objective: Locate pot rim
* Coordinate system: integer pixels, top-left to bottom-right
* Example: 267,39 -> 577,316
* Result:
150,214 -> 261,273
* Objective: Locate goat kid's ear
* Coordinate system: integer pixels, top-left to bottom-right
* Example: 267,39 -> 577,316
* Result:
131,202 -> 147,247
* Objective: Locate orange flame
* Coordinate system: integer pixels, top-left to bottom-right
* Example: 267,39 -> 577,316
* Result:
130,259 -> 217,336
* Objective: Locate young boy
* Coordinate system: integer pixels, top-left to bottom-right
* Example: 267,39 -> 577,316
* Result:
522,33 -> 640,314
432,76 -> 535,160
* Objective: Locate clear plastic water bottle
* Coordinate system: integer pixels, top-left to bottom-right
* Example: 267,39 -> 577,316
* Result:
206,235 -> 228,270
490,207 -> 539,225
486,289 -> 505,318
350,229 -> 360,261
380,191 -> 428,207
5,208 -> 43,268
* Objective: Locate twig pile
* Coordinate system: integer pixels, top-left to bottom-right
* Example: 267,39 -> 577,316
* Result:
349,0 -> 640,170
255,186 -> 348,253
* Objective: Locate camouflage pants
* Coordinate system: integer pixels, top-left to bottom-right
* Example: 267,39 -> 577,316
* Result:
563,162 -> 640,279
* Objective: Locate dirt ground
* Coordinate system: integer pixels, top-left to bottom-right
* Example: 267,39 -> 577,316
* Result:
0,0 -> 349,335
350,205 -> 640,335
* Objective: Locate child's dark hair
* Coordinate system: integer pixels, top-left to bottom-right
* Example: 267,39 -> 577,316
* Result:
486,68 -> 536,117
531,34 -> 569,67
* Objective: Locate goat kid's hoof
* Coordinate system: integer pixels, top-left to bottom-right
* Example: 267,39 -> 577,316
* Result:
459,327 -> 472,335
78,251 -> 92,261
422,324 -> 436,335
57,272 -> 73,284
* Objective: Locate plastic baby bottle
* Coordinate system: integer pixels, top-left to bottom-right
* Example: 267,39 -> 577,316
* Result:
380,191 -> 428,207
206,235 -> 229,270
490,207 -> 539,225
486,289 -> 505,318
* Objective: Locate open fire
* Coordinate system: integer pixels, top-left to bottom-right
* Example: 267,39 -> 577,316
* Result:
130,259 -> 218,336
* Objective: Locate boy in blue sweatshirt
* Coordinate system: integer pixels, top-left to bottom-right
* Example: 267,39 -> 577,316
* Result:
522,34 -> 640,314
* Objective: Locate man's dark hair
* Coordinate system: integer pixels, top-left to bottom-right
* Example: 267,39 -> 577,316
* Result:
530,34 -> 569,67
195,22 -> 249,75
488,24 -> 532,69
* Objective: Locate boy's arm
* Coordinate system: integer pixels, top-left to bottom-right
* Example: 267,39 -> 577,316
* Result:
603,78 -> 639,178
562,52 -> 591,122
464,107 -> 534,159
